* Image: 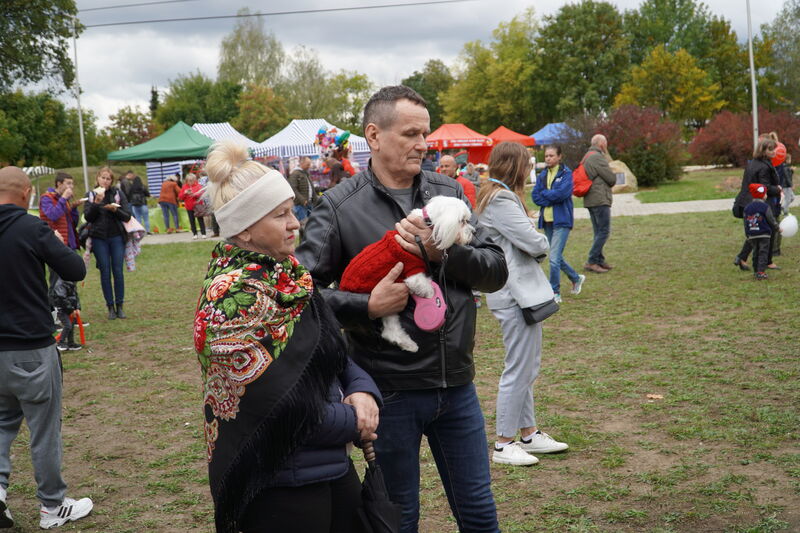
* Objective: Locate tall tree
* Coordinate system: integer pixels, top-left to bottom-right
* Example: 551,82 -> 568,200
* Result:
701,17 -> 750,112
401,59 -> 454,130
217,8 -> 284,87
623,0 -> 714,65
232,84 -> 288,141
106,105 -> 157,150
277,46 -> 333,119
535,1 -> 630,119
0,90 -> 106,166
149,86 -> 159,116
155,72 -> 242,128
760,0 -> 800,109
614,45 -> 724,128
327,71 -> 374,134
442,8 -> 543,133
0,0 -> 78,91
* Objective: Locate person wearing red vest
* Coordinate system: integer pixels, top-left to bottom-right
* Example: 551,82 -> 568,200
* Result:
439,154 -> 477,209
39,172 -> 81,250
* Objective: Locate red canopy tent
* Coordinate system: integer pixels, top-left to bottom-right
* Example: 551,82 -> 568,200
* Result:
488,125 -> 536,147
426,123 -> 493,163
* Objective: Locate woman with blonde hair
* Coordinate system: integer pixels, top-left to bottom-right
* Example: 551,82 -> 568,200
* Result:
83,166 -> 132,319
195,141 -> 381,533
476,141 -> 568,467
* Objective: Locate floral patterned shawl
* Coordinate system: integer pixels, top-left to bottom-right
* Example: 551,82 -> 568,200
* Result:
194,241 -> 346,532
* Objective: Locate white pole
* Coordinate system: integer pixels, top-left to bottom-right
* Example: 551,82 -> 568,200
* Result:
72,18 -> 90,192
746,0 -> 759,150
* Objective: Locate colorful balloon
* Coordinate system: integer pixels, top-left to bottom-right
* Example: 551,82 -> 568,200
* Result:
772,142 -> 786,166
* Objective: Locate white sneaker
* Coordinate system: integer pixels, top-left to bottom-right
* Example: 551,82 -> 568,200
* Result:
553,293 -> 562,304
0,486 -> 13,528
519,431 -> 569,454
570,274 -> 586,295
492,442 -> 539,466
201,233 -> 208,239
39,497 -> 93,529
192,234 -> 198,240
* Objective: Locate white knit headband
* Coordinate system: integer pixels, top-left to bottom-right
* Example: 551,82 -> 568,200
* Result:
215,169 -> 295,239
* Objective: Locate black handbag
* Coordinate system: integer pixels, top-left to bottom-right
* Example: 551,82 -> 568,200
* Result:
521,298 -> 560,325
732,202 -> 744,219
77,223 -> 91,249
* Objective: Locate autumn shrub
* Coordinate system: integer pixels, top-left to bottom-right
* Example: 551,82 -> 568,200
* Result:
689,108 -> 800,167
597,105 -> 686,187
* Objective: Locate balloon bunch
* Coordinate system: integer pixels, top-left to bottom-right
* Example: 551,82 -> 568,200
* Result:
315,127 -> 337,153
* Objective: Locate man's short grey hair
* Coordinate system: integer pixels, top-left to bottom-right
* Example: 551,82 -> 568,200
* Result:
591,134 -> 607,148
361,85 -> 427,134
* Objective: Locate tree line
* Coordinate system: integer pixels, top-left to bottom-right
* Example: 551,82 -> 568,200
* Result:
1,0 -> 798,169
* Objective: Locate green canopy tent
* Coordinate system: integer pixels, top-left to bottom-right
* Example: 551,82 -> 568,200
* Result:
107,121 -> 214,161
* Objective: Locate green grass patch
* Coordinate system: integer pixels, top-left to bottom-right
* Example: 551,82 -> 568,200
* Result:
4,208 -> 799,531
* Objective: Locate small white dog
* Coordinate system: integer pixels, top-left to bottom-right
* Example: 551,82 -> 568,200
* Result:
339,196 -> 475,352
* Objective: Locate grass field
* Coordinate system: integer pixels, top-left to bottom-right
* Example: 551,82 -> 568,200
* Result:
4,208 -> 799,532
633,168 -> 789,204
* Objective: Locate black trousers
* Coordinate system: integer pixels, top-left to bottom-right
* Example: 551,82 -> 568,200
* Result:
186,209 -> 206,236
57,309 -> 74,344
240,460 -> 365,533
738,231 -> 776,266
750,237 -> 771,273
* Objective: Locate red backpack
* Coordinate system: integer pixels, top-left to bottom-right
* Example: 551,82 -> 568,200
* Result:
572,153 -> 593,197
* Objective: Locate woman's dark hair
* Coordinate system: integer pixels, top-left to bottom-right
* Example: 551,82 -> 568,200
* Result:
362,85 -> 427,134
544,145 -> 562,156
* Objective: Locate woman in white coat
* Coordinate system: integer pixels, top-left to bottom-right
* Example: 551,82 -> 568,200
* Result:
475,142 -> 568,466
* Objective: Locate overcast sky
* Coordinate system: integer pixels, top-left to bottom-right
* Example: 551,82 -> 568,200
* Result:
69,0 -> 783,129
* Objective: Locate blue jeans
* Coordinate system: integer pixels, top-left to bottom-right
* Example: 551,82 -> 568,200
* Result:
92,235 -> 125,307
587,205 -> 611,265
131,204 -> 150,233
373,384 -> 499,533
159,202 -> 178,229
293,204 -> 311,222
543,223 -> 580,294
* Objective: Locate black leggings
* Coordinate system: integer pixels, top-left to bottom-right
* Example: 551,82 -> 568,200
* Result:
187,209 -> 206,236
240,460 -> 365,533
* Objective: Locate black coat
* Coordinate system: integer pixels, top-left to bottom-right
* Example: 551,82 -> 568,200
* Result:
0,205 -> 86,350
734,158 -> 781,214
83,186 -> 132,240
296,166 -> 508,391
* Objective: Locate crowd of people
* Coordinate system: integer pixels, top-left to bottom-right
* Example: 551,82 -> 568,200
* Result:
0,83 -> 795,532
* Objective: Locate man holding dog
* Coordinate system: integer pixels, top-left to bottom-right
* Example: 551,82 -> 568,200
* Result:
297,86 -> 507,533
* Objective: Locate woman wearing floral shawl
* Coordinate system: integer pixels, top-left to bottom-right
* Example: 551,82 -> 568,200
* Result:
195,141 -> 381,533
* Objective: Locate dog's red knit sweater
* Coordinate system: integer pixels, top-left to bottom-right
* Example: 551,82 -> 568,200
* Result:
339,230 -> 427,294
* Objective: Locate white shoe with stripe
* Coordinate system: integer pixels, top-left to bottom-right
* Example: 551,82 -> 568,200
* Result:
39,497 -> 93,529
0,486 -> 13,528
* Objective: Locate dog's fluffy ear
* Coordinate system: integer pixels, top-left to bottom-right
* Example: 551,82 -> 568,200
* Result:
425,196 -> 473,249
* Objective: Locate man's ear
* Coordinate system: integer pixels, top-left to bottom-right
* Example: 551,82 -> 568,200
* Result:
364,123 -> 380,152
21,186 -> 33,208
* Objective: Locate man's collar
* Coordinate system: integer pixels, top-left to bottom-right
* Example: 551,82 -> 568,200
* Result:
366,159 -> 423,191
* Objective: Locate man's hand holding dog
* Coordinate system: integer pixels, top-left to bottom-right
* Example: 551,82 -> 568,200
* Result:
367,262 -> 409,319
394,214 -> 444,262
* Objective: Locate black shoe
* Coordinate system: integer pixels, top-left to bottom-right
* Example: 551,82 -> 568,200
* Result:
67,342 -> 83,351
56,343 -> 69,351
107,305 -> 117,320
733,257 -> 751,271
115,304 -> 127,319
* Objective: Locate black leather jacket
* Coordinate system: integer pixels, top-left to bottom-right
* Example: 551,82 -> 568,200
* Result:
296,165 -> 508,391
734,158 -> 781,215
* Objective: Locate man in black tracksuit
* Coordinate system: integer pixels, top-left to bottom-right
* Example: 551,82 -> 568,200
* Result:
297,86 -> 508,533
0,167 -> 93,528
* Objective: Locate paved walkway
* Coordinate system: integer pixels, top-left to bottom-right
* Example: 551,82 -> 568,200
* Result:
141,194 -> 798,245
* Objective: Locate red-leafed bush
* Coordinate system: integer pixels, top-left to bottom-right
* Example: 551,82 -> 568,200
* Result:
596,106 -> 686,187
689,109 -> 800,167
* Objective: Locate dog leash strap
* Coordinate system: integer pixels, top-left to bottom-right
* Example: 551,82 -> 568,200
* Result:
414,235 -> 434,276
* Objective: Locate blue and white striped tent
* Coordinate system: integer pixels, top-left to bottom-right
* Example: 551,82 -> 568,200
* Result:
146,160 -> 197,196
258,119 -> 370,168
191,122 -> 270,157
